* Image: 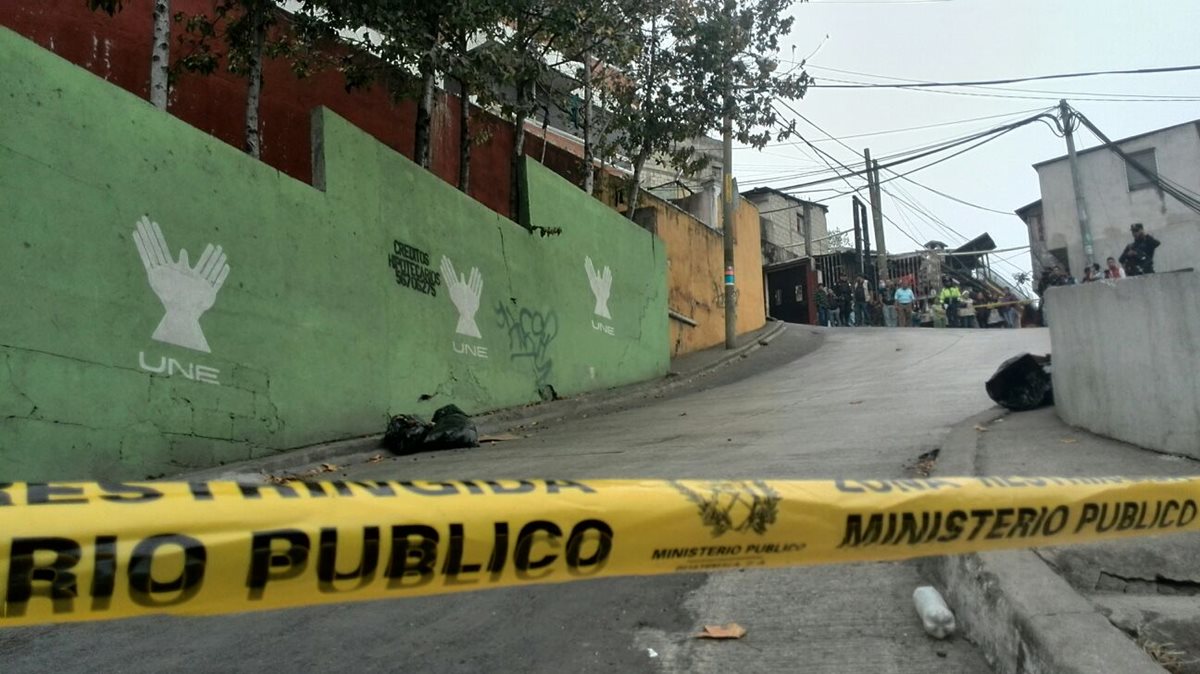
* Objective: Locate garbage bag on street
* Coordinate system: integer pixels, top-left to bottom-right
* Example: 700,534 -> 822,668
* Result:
382,414 -> 432,455
985,353 -> 1053,411
423,404 -> 479,450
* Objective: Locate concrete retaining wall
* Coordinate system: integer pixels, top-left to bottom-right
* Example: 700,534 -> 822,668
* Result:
0,28 -> 667,480
1047,271 -> 1200,456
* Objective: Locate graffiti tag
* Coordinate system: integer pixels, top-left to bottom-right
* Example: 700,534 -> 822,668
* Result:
495,302 -> 559,387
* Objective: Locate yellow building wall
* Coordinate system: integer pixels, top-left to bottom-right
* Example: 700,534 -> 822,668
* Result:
596,179 -> 766,356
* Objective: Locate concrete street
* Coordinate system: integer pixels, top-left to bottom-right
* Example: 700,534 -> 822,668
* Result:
0,326 -> 1051,673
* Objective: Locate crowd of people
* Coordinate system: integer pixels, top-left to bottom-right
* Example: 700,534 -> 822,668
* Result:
1038,222 -> 1162,292
814,276 -> 1027,329
814,224 -> 1163,330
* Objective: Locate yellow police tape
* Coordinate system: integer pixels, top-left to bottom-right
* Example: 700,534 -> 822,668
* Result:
2,476 -> 1198,627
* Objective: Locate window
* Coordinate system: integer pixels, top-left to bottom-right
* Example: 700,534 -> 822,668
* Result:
1125,148 -> 1158,191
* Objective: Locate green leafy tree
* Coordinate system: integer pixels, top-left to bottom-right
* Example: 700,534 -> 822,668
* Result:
673,0 -> 810,149
601,0 -> 707,219
293,0 -> 501,174
562,0 -> 643,195
172,0 -> 281,157
606,0 -> 810,218
489,0 -> 640,214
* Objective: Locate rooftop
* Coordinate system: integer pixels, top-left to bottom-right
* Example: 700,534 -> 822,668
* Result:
1014,199 -> 1043,218
1032,119 -> 1200,169
741,186 -> 830,211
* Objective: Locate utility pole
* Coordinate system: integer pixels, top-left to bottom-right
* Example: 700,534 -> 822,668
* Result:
859,199 -> 872,283
865,149 -> 888,281
721,1 -> 737,350
1059,99 -> 1095,269
852,195 -> 862,272
802,201 -> 813,260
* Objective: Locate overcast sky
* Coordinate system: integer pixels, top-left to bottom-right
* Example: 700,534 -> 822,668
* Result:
736,0 -> 1200,286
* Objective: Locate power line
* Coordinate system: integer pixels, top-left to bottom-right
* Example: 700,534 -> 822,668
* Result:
739,107 -> 1046,148
812,75 -> 1200,102
893,175 -> 1015,215
805,64 -> 1200,101
775,117 -> 1037,192
766,109 -> 931,250
764,114 -> 1034,289
772,105 -> 1037,284
1071,108 -> 1200,216
741,107 -> 1056,187
807,64 -> 1200,89
782,105 -> 1029,216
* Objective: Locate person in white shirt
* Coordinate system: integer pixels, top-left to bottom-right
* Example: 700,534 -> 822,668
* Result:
1104,256 -> 1125,279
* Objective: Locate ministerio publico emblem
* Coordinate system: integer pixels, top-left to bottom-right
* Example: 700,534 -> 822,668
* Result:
671,480 -> 782,537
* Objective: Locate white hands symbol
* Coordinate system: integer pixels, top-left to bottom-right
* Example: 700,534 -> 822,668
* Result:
133,216 -> 230,353
585,256 -> 613,319
440,256 -> 483,338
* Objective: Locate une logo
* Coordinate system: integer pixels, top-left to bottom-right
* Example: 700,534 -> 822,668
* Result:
139,352 -> 220,385
133,216 -> 230,353
453,342 -> 489,359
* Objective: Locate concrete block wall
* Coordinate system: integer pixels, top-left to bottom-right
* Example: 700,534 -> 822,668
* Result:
0,28 -> 668,480
1047,271 -> 1200,456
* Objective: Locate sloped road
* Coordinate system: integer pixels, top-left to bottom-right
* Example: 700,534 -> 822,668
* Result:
0,326 -> 1050,673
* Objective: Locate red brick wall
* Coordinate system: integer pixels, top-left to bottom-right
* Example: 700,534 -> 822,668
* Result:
3,0 -> 583,219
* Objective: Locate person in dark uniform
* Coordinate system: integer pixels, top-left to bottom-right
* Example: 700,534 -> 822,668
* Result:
1119,223 -> 1161,276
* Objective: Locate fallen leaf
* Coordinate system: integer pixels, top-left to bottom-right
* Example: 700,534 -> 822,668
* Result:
1061,438 -> 1078,444
319,463 -> 339,472
479,433 -> 522,443
974,425 -> 988,432
679,412 -> 688,416
366,454 -> 386,463
696,623 -> 747,640
849,400 -> 864,405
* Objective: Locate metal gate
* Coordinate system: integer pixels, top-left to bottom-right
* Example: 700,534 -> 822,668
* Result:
765,259 -> 814,324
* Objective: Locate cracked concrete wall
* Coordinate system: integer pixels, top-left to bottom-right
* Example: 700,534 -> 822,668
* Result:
0,28 -> 668,480
1047,271 -> 1200,457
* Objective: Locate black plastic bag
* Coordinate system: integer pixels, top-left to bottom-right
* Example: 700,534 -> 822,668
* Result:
382,414 -> 431,455
986,353 -> 1053,411
423,404 -> 479,450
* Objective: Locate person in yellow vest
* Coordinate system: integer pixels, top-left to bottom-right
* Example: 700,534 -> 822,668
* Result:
938,284 -> 962,328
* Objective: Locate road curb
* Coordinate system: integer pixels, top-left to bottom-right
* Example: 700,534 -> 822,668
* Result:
183,321 -> 791,481
925,409 -> 1165,674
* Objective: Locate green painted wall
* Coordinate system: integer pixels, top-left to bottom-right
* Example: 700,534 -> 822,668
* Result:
0,28 -> 668,480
